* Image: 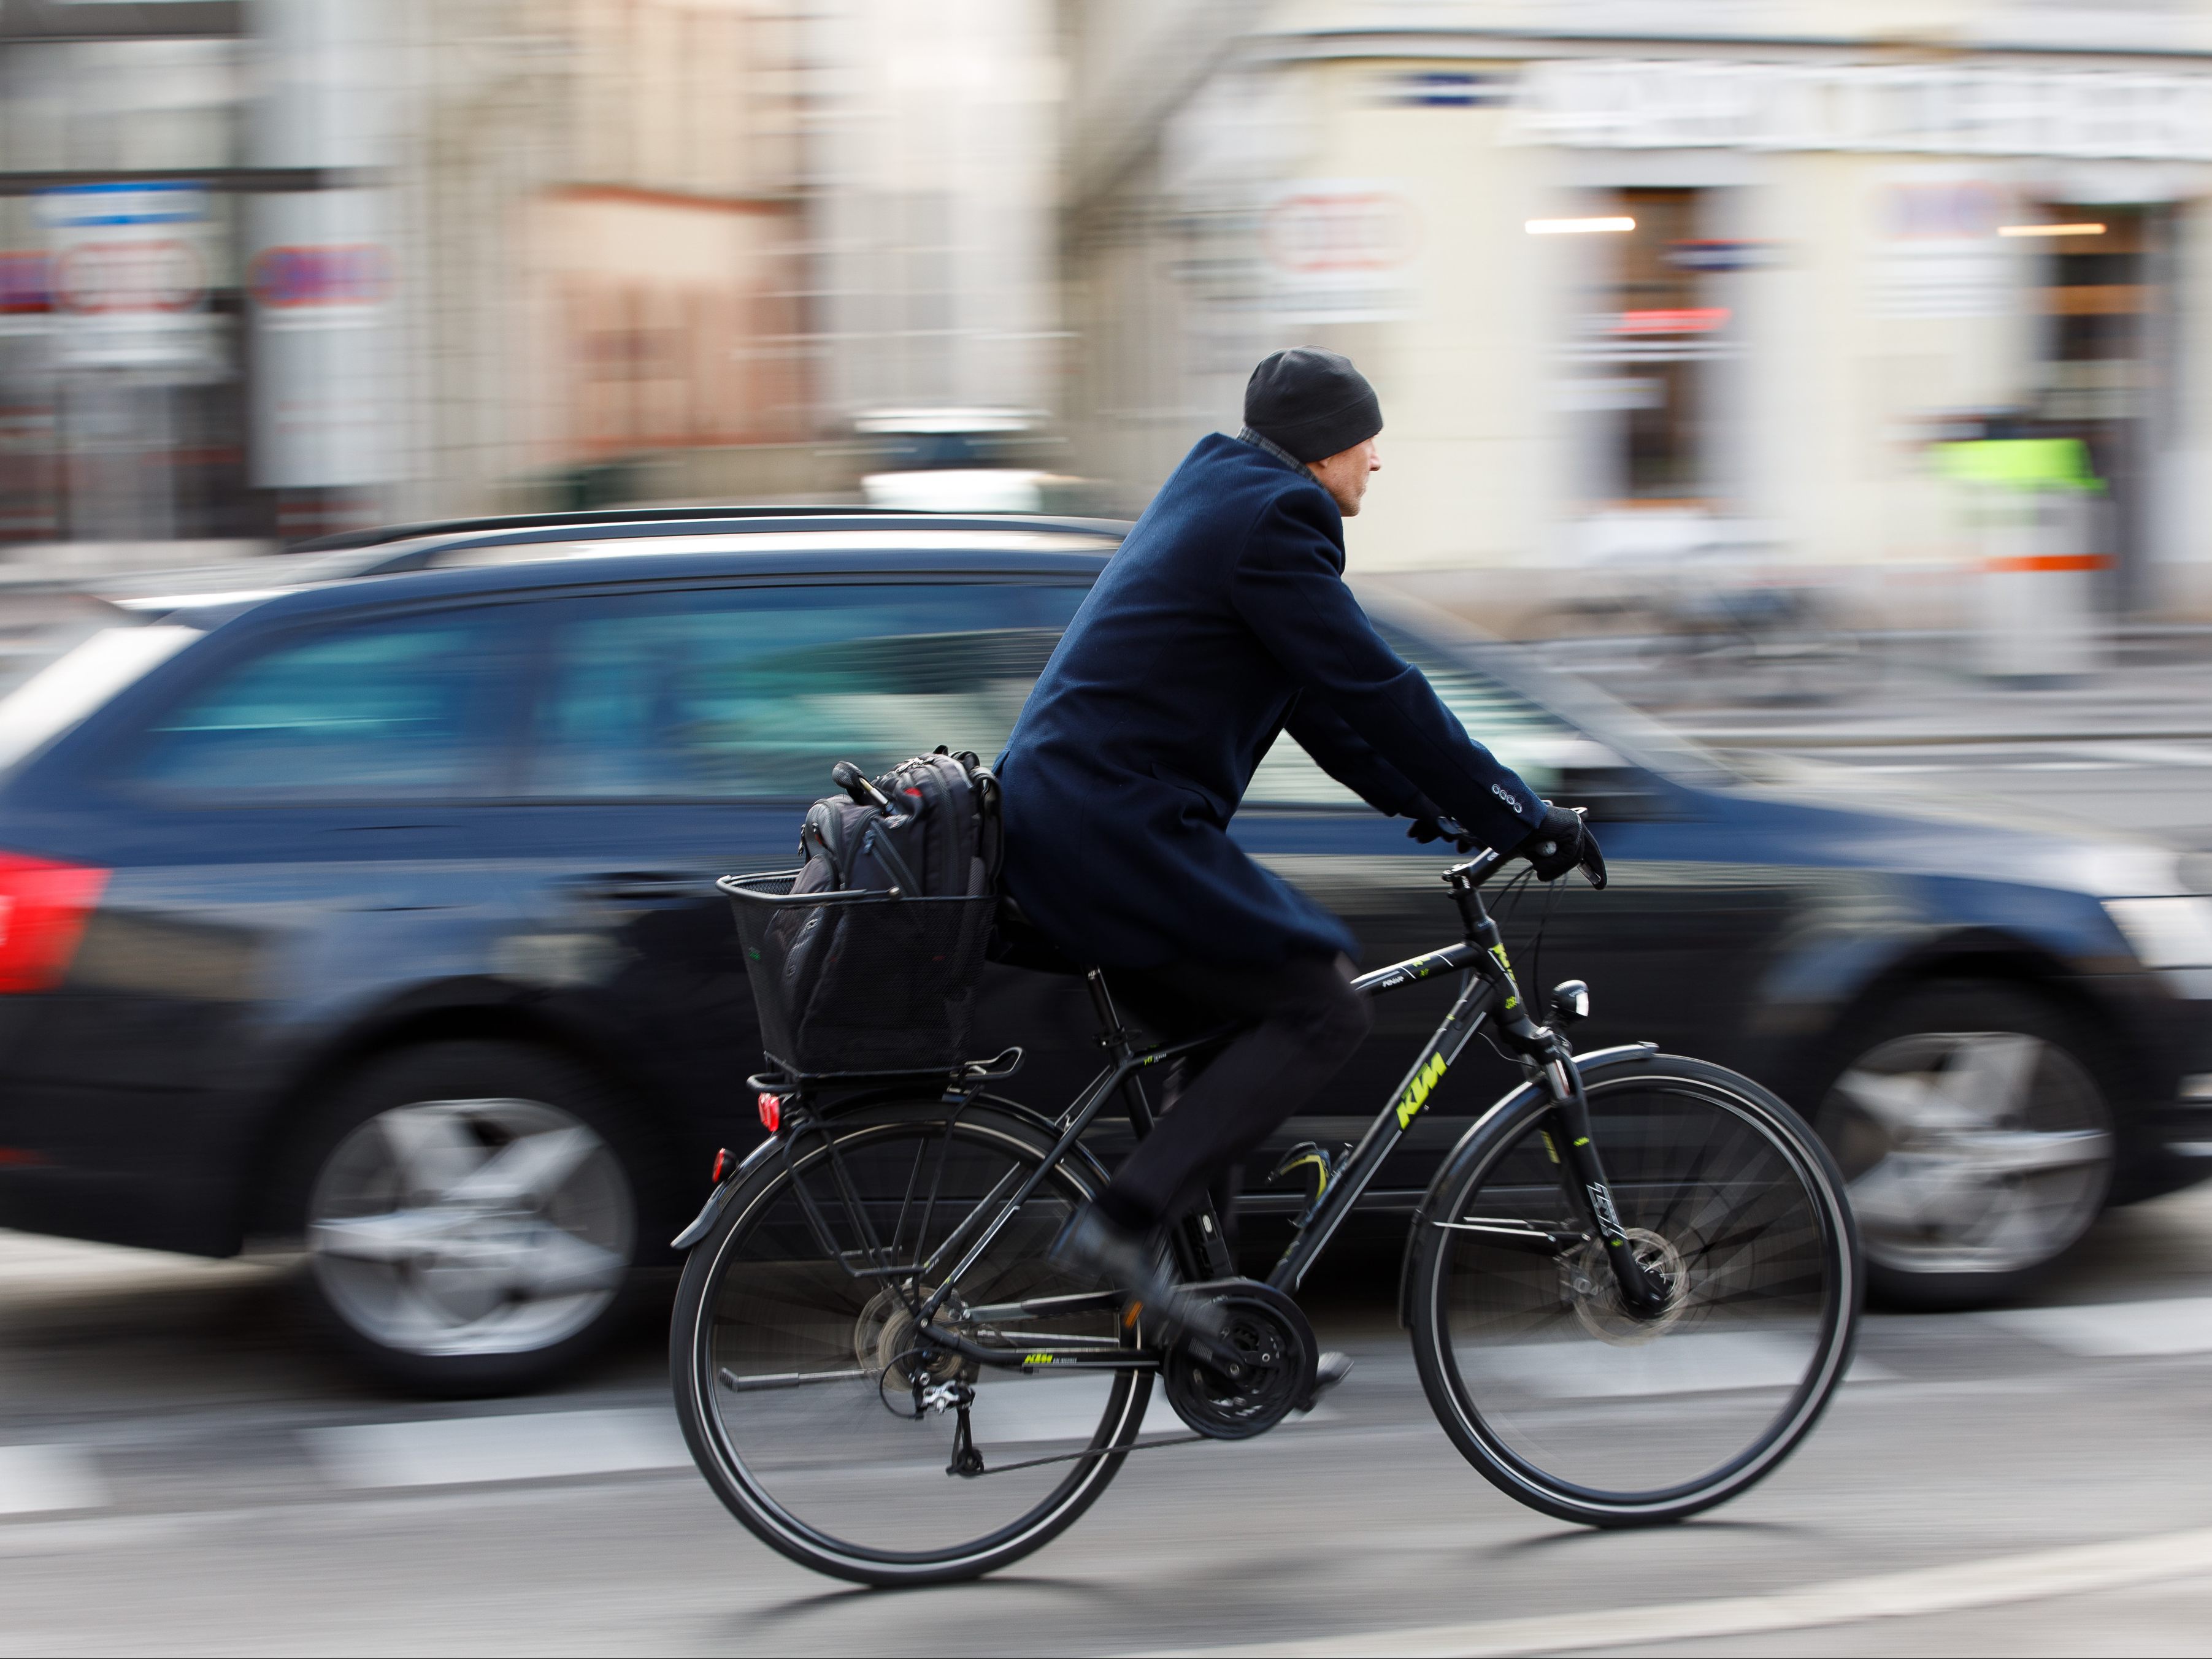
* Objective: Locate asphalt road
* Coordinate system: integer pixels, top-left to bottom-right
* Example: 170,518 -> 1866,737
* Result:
8,647 -> 2212,1655
2,1179 -> 2211,1657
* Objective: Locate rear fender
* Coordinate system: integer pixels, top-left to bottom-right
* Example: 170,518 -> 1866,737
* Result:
1396,1043 -> 1659,1330
671,1089 -> 1110,1251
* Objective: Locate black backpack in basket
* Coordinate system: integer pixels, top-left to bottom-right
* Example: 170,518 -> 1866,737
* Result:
740,748 -> 1001,1075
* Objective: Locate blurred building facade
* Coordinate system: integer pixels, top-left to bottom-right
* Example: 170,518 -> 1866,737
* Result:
1062,0 -> 2212,624
0,0 -> 1068,552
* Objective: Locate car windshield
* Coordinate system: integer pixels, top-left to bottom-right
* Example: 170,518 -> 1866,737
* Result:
1245,587 -> 1735,805
1357,585 -> 1740,789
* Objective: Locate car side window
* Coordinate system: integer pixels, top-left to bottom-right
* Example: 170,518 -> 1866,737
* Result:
1244,628 -> 1584,808
526,583 -> 1086,800
122,610 -> 509,801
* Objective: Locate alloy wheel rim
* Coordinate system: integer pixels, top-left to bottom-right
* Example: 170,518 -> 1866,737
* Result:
308,1097 -> 634,1357
1822,1030 -> 2111,1276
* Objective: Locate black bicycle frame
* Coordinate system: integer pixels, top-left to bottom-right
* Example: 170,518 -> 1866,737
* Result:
879,849 -> 1666,1374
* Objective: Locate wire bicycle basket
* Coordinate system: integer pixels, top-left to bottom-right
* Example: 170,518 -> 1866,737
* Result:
720,870 -> 996,1078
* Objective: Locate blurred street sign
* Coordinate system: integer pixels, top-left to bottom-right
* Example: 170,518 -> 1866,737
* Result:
247,190 -> 397,488
1867,168 -> 2013,319
1515,59 -> 2212,160
36,183 -> 220,374
1262,180 -> 1420,324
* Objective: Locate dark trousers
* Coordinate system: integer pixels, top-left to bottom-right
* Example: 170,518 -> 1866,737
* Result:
1094,952 -> 1372,1234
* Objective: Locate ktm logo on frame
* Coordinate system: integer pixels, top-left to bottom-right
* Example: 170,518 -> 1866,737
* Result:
1396,1054 -> 1448,1128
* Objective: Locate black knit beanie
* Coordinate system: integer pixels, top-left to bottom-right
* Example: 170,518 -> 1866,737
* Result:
1243,348 -> 1383,463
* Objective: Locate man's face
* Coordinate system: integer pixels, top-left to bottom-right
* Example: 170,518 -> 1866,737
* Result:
1307,435 -> 1382,517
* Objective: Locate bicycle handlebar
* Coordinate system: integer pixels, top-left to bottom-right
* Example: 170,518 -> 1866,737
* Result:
1438,807 -> 1604,892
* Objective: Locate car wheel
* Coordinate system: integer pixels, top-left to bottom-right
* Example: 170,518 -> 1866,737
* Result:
294,1041 -> 647,1395
1814,984 -> 2114,1309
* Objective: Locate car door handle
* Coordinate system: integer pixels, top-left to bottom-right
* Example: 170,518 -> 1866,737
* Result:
573,872 -> 715,904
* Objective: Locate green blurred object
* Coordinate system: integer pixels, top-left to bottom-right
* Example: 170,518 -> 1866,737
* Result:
1935,437 -> 2105,493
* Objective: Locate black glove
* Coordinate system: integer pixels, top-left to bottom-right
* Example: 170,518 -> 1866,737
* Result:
1513,803 -> 1608,888
1406,815 -> 1476,852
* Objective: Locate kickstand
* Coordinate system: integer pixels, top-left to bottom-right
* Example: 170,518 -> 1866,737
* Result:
947,1401 -> 986,1479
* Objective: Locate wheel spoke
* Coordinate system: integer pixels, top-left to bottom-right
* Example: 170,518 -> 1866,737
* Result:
447,1125 -> 599,1208
375,1103 -> 487,1194
509,1228 -> 628,1298
1936,1033 -> 2042,1122
310,1208 -> 451,1262
1955,1128 -> 2113,1177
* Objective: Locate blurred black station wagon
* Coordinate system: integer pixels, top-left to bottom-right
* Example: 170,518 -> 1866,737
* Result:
1,507 -> 2209,1392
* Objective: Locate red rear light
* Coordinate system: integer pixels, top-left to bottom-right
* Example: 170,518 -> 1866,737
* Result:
756,1092 -> 781,1133
0,852 -> 107,993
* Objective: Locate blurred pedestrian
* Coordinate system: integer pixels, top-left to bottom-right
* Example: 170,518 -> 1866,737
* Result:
996,347 -> 1599,1358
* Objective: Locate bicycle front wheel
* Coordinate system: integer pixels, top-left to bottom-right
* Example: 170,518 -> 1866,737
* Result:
671,1098 -> 1149,1586
1408,1053 -> 1859,1527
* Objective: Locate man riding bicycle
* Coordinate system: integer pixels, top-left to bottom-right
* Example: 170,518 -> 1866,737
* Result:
996,348 -> 1602,1362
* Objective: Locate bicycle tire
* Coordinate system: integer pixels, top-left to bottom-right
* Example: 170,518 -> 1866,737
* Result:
1408,1051 -> 1860,1528
670,1098 -> 1149,1586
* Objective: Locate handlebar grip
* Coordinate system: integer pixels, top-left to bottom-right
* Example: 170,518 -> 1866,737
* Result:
830,761 -> 890,808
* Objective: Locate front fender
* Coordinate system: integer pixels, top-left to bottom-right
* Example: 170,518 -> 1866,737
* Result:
1396,1042 -> 1658,1329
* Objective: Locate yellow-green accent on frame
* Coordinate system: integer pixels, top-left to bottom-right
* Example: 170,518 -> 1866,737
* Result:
1395,1052 -> 1450,1129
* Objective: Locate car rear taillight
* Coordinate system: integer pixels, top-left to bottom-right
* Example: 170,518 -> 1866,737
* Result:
0,852 -> 107,993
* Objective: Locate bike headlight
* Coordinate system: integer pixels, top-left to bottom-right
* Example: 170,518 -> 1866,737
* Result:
2103,896 -> 2212,969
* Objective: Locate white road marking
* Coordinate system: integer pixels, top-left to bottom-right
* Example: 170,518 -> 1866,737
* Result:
304,1408 -> 688,1490
1462,1333 -> 1894,1400
2068,741 -> 2212,768
0,1446 -> 107,1515
1980,1295 -> 2212,1358
1150,1525 -> 2212,1657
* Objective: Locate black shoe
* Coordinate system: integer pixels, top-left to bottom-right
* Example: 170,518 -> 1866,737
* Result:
1049,1205 -> 1224,1349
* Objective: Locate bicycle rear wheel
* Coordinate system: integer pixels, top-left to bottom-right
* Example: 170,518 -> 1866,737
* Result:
1408,1052 -> 1859,1527
671,1098 -> 1150,1586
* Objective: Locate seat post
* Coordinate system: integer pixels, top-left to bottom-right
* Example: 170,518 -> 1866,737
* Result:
1086,968 -> 1164,1142
1085,967 -> 1130,1051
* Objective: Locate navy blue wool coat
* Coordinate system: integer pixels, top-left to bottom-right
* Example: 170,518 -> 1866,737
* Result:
996,432 -> 1546,970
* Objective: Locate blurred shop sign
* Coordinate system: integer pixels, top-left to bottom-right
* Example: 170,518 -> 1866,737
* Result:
248,191 -> 396,488
1515,61 -> 2212,159
1386,71 -> 1510,109
245,244 -> 394,312
1867,169 -> 2011,319
36,184 -> 219,375
1664,240 -> 1772,274
1262,182 -> 1419,324
0,253 -> 50,326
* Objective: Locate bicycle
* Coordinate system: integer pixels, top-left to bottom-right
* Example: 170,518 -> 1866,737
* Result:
670,838 -> 1862,1585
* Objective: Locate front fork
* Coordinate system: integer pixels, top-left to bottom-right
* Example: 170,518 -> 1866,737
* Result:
1541,1049 -> 1670,1316
1457,891 -> 1669,1318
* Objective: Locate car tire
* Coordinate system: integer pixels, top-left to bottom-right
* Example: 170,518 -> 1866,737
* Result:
289,1040 -> 652,1397
1813,983 -> 2115,1310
